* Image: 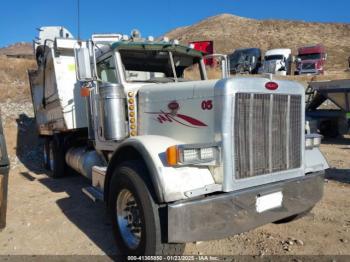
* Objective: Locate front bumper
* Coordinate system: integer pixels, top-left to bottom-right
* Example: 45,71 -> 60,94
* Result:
167,171 -> 324,243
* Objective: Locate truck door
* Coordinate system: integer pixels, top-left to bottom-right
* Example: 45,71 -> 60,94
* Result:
0,115 -> 10,230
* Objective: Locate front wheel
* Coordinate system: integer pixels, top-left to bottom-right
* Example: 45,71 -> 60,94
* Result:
108,160 -> 185,255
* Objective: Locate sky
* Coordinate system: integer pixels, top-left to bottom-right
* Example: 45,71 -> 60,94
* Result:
0,0 -> 349,48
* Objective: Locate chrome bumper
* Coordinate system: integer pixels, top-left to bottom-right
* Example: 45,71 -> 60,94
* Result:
167,171 -> 324,243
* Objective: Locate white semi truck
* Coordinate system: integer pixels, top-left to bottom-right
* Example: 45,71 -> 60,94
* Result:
28,27 -> 328,255
261,48 -> 292,76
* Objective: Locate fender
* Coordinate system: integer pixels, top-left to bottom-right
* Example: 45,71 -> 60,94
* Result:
304,147 -> 329,174
104,135 -> 216,203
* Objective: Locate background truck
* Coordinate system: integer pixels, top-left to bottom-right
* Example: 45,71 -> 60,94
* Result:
295,44 -> 327,75
306,79 -> 350,137
0,114 -> 10,230
28,26 -> 328,255
189,40 -> 214,66
261,48 -> 292,76
228,48 -> 262,74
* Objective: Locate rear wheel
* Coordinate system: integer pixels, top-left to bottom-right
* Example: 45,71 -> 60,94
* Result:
108,160 -> 185,255
44,135 -> 66,178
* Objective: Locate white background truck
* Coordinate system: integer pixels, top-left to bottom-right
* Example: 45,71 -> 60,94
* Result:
262,48 -> 292,76
28,26 -> 328,255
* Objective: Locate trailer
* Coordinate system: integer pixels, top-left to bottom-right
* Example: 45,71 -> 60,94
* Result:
189,40 -> 214,66
306,79 -> 350,137
28,26 -> 328,255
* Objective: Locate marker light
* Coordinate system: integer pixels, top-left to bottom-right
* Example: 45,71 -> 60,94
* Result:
80,87 -> 90,97
122,35 -> 129,41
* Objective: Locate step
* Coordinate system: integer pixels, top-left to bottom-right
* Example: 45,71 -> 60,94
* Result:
82,186 -> 104,202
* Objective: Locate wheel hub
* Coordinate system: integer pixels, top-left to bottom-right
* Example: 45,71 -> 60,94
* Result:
116,189 -> 142,249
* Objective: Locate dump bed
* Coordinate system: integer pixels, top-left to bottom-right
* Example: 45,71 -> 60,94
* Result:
28,37 -> 88,135
306,79 -> 350,112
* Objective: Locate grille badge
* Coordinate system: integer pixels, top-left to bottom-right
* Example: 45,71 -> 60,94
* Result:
265,82 -> 279,90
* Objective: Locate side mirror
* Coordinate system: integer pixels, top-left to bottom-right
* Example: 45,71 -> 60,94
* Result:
74,47 -> 93,81
296,57 -> 301,63
204,54 -> 230,79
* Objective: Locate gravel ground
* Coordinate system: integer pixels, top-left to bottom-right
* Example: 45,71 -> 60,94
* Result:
0,102 -> 349,258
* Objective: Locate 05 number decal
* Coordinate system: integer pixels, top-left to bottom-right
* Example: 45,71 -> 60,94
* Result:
201,100 -> 213,110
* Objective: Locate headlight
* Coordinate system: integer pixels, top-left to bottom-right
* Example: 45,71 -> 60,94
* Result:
305,134 -> 322,149
166,143 -> 221,166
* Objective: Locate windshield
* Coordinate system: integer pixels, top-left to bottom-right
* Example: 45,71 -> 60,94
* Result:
265,55 -> 284,61
119,49 -> 204,83
229,50 -> 258,68
298,53 -> 321,60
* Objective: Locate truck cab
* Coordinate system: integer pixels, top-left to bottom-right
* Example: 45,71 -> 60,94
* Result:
229,48 -> 262,74
29,27 -> 328,255
295,44 -> 327,75
262,48 -> 292,76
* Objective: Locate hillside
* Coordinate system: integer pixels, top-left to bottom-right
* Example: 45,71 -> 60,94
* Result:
0,42 -> 33,56
165,14 -> 350,71
0,14 -> 350,103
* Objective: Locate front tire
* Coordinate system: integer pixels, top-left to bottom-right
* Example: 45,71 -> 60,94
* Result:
108,160 -> 185,255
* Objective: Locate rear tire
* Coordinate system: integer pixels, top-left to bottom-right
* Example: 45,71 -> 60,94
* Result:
108,160 -> 185,255
44,135 -> 66,178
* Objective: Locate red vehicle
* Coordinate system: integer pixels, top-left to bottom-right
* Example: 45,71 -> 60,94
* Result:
189,41 -> 214,66
295,44 -> 327,75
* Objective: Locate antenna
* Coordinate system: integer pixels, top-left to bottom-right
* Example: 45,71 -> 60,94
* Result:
77,0 -> 80,40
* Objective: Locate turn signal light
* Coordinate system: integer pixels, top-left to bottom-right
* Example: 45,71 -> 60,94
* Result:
265,82 -> 279,90
166,146 -> 178,166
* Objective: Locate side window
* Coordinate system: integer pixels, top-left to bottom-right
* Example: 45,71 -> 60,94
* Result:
97,56 -> 118,83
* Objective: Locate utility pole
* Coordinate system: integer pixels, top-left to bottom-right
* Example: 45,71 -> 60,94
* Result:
77,0 -> 80,40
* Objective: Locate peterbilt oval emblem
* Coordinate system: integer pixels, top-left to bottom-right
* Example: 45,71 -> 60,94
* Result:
168,101 -> 179,111
265,82 -> 279,90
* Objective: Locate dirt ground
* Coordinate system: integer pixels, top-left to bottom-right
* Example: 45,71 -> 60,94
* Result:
0,108 -> 349,257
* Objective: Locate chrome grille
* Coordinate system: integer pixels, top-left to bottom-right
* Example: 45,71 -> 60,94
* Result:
234,93 -> 302,179
301,63 -> 315,70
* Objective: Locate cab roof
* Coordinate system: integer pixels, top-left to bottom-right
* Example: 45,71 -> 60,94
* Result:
111,41 -> 203,57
